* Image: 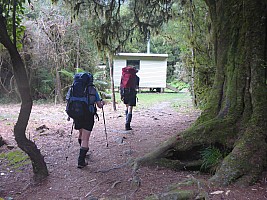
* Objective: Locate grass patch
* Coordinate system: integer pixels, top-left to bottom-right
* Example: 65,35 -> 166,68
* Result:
136,92 -> 191,109
0,150 -> 31,171
115,91 -> 193,110
171,92 -> 194,111
0,112 -> 19,121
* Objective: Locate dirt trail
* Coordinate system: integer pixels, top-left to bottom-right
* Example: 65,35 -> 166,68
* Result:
0,98 -> 266,200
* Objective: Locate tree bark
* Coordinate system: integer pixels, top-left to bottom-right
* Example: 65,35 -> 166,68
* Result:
204,0 -> 267,186
0,13 -> 48,181
108,53 -> 117,111
55,65 -> 63,104
133,0 -> 267,187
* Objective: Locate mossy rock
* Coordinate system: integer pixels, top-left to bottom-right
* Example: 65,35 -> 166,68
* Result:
145,189 -> 197,200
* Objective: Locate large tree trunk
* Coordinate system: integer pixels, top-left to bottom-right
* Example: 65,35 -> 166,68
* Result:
133,0 -> 267,187
0,14 -> 48,181
203,0 -> 267,186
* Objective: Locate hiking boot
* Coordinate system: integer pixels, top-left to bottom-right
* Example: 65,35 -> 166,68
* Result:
78,161 -> 88,169
126,113 -> 133,131
85,152 -> 90,159
78,140 -> 90,158
77,147 -> 89,169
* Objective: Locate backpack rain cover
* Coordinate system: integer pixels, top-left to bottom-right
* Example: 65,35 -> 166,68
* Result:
120,66 -> 137,89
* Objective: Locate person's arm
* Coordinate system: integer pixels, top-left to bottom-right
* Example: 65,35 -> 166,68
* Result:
95,91 -> 104,108
66,87 -> 71,100
96,100 -> 104,108
136,75 -> 140,90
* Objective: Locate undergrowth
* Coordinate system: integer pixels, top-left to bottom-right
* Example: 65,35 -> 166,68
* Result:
200,146 -> 224,174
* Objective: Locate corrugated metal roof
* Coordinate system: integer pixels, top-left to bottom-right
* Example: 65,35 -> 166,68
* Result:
115,53 -> 168,58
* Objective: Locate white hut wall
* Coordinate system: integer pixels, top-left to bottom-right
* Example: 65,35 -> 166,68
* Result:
113,56 -> 167,88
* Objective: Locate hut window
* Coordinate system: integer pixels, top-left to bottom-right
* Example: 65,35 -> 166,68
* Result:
126,60 -> 140,70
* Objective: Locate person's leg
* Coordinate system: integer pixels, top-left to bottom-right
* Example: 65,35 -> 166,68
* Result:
128,105 -> 133,114
74,118 -> 82,146
78,129 -> 82,146
125,104 -> 129,116
78,129 -> 91,168
81,129 -> 91,148
125,90 -> 136,130
126,105 -> 133,130
123,92 -> 129,125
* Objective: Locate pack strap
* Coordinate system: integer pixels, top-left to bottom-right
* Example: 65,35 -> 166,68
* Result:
121,88 -> 136,94
69,96 -> 88,102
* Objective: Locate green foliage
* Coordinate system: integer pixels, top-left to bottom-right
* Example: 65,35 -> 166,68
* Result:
168,80 -> 189,91
59,68 -> 86,80
200,146 -> 223,174
37,68 -> 54,95
0,96 -> 18,104
59,69 -> 74,79
0,0 -> 215,107
168,0 -> 214,109
59,0 -> 172,55
93,71 -> 109,92
0,0 -> 28,48
0,150 -> 30,170
59,68 -> 109,94
21,1 -> 100,101
122,1 -> 215,105
123,19 -> 185,83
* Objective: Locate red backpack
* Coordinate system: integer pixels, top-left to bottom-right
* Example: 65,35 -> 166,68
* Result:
120,66 -> 137,89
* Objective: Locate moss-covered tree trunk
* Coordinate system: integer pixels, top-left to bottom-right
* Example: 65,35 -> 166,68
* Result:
134,0 -> 267,186
0,12 -> 48,181
203,0 -> 267,185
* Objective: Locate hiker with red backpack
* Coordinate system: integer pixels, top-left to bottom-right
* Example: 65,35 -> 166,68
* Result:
120,66 -> 140,130
66,72 -> 105,168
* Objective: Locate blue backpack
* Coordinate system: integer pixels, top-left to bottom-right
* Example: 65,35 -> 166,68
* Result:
66,72 -> 97,119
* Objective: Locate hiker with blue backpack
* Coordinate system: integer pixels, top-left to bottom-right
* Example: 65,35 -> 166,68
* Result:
66,72 -> 104,168
120,66 -> 140,130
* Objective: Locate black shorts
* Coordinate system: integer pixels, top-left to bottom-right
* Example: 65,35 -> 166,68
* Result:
74,113 -> 95,131
120,88 -> 137,106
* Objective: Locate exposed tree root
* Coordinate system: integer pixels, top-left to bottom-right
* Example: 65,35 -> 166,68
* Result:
132,117 -> 267,188
95,158 -> 133,173
210,125 -> 267,186
145,175 -> 210,200
85,180 -> 107,198
132,118 -> 234,173
0,135 -> 7,147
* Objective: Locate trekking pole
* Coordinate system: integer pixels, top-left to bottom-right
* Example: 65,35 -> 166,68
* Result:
66,121 -> 74,161
101,107 -> 109,147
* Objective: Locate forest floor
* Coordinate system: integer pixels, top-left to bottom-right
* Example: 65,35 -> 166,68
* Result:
0,91 -> 267,200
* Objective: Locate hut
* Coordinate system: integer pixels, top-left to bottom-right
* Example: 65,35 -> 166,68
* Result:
113,53 -> 168,91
